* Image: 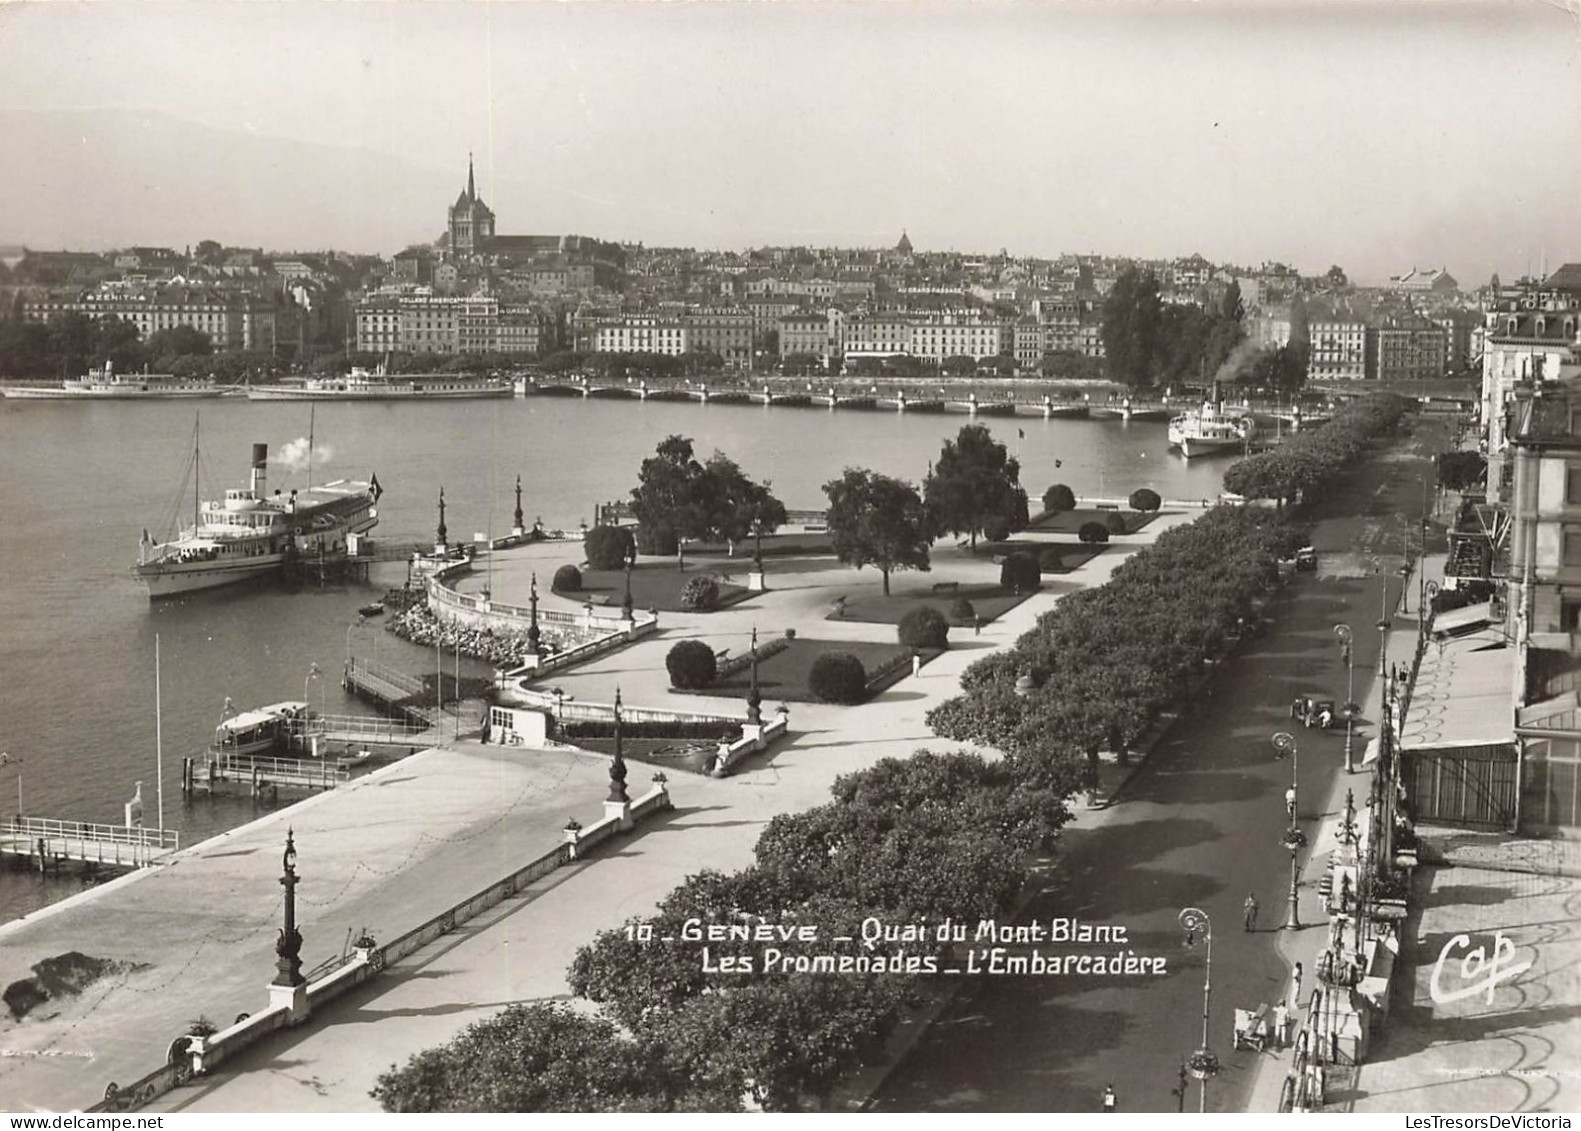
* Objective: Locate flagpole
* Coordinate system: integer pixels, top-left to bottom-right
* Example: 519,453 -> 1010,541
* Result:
155,633 -> 164,830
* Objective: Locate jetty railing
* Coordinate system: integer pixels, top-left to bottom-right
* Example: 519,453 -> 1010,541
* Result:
2,816 -> 179,868
211,754 -> 351,790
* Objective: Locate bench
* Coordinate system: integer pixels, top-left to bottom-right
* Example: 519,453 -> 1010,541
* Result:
930,581 -> 960,593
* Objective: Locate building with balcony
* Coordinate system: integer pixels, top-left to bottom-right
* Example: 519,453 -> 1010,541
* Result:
24,286 -> 277,351
1308,320 -> 1370,381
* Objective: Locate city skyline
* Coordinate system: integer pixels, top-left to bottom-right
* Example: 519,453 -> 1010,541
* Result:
2,0 -> 1579,283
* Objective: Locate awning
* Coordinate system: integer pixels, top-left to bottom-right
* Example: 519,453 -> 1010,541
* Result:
1398,634 -> 1514,752
1361,736 -> 1381,766
1432,601 -> 1492,639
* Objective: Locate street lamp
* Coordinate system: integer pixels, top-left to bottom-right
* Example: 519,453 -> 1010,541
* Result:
1177,907 -> 1219,1112
345,615 -> 365,668
1332,624 -> 1356,773
1273,732 -> 1307,930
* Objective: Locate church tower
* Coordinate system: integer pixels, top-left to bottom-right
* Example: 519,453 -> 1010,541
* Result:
447,153 -> 495,258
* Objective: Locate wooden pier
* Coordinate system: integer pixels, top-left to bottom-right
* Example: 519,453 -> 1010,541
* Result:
183,753 -> 351,798
0,816 -> 179,872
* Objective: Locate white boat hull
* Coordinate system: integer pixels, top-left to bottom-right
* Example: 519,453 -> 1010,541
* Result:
135,555 -> 286,597
1177,435 -> 1246,458
246,384 -> 511,401
2,386 -> 224,399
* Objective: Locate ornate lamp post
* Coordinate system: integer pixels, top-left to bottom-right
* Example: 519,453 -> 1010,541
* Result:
746,626 -> 763,726
1273,732 -> 1306,930
622,552 -> 634,620
273,829 -> 304,988
607,688 -> 629,805
303,661 -> 321,712
513,475 -> 524,534
1177,907 -> 1219,1112
437,486 -> 448,549
1333,624 -> 1355,773
527,572 -> 542,656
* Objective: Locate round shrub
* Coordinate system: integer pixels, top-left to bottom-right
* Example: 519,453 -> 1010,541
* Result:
999,550 -> 1041,593
898,605 -> 950,650
809,651 -> 867,704
584,524 -> 635,571
680,574 -> 721,611
949,597 -> 977,623
1105,511 -> 1128,535
1078,521 -> 1111,545
982,515 -> 1012,543
1042,484 -> 1076,513
552,564 -> 582,592
1129,487 -> 1162,513
1037,546 -> 1064,570
666,640 -> 717,689
636,524 -> 679,557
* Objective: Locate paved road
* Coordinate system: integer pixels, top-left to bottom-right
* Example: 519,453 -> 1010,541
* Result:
872,425 -> 1445,1113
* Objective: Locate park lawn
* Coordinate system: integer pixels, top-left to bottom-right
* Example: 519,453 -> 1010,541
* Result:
685,531 -> 834,559
826,582 -> 1032,626
1027,508 -> 1158,535
972,539 -> 1107,573
681,637 -> 940,704
562,562 -> 752,613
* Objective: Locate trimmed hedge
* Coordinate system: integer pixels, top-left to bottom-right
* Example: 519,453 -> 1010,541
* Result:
809,652 -> 867,704
1129,488 -> 1162,512
1000,550 -> 1041,593
949,597 -> 977,623
666,640 -> 718,689
1105,511 -> 1127,535
983,515 -> 1012,543
1078,522 -> 1111,545
898,605 -> 950,650
1042,484 -> 1076,513
584,524 -> 635,571
553,564 -> 582,592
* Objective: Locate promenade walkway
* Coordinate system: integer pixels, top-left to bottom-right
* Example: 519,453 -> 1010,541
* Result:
3,511 -> 1194,1113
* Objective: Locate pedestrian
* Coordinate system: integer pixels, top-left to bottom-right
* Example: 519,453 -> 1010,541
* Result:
911,652 -> 921,677
1273,1001 -> 1289,1049
1102,1084 -> 1116,1113
1291,962 -> 1304,1008
1286,786 -> 1297,819
1244,892 -> 1259,932
973,614 -> 982,636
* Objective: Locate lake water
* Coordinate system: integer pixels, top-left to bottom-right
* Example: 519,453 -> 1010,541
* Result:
0,395 -> 1228,920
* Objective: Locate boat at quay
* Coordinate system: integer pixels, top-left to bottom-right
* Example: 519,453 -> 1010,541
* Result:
134,438 -> 381,598
1168,398 -> 1255,458
247,363 -> 512,401
0,360 -> 224,399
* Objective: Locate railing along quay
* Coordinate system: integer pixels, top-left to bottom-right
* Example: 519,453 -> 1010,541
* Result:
1,815 -> 179,870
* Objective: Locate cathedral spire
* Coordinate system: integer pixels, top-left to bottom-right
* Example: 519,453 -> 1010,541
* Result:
467,152 -> 476,202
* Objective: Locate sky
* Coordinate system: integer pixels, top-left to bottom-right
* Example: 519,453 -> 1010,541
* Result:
2,0 -> 1580,284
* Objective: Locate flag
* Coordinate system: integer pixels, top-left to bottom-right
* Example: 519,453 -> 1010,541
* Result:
370,473 -> 383,502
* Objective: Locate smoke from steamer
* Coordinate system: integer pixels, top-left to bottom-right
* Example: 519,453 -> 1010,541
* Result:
273,437 -> 333,474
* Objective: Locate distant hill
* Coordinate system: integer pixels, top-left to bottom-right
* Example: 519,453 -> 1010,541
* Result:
0,107 -> 473,254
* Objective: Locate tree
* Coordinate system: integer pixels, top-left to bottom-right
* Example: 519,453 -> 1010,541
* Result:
369,1003 -> 720,1112
924,424 -> 1023,549
1220,281 -> 1245,324
1325,265 -> 1349,289
1436,450 -> 1486,493
680,575 -> 720,611
822,468 -> 934,596
1000,551 -> 1040,593
1078,522 -> 1110,545
584,525 -> 635,571
553,565 -> 582,592
193,240 -> 225,266
693,454 -> 786,553
146,325 -> 213,358
1100,267 -> 1163,388
630,436 -> 706,552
